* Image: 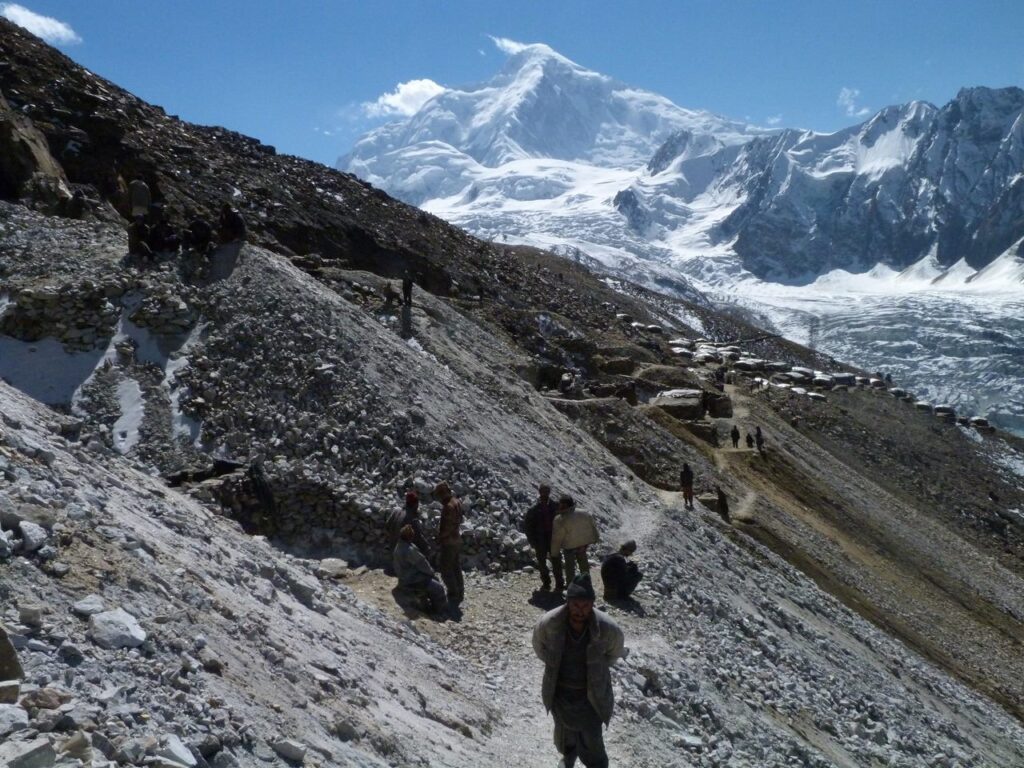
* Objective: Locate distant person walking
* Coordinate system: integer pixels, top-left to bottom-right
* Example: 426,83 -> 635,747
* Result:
730,424 -> 740,448
755,426 -> 765,455
533,573 -> 625,768
679,463 -> 694,510
393,525 -> 448,614
550,495 -> 600,586
434,481 -> 465,606
600,541 -> 642,601
523,483 -> 564,592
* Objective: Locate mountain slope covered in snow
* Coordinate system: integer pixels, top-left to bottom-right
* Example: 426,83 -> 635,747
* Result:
340,45 -> 1024,434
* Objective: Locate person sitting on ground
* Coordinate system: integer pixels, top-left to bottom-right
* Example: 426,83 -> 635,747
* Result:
745,432 -> 755,450
217,202 -> 247,244
186,213 -> 215,256
550,494 -> 600,587
730,424 -> 740,448
680,462 -> 694,510
600,540 -> 643,601
393,524 -> 447,614
387,490 -> 430,558
523,483 -> 563,593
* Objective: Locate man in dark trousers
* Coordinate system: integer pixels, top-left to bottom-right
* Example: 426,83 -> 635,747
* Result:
600,541 -> 642,601
533,574 -> 625,768
755,426 -> 765,455
679,463 -> 694,510
523,483 -> 563,592
402,270 -> 414,306
716,485 -> 731,524
730,424 -> 740,448
434,481 -> 464,606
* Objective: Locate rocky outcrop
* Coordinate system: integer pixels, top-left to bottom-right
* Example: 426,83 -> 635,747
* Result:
0,90 -> 69,208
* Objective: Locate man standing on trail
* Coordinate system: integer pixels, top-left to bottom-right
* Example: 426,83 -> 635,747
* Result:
715,485 -> 731,524
551,495 -> 600,587
523,483 -> 563,592
755,426 -> 765,455
402,270 -> 414,306
533,573 -> 625,768
679,463 -> 694,510
387,491 -> 430,560
730,424 -> 740,448
434,481 -> 464,606
128,177 -> 150,218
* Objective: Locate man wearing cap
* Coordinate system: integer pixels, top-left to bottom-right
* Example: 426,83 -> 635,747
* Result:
550,495 -> 600,588
523,483 -> 563,592
533,573 -> 625,768
387,490 -> 430,560
434,481 -> 464,606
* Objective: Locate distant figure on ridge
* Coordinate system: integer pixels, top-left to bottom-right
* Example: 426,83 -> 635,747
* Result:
533,573 -> 625,768
679,462 -> 694,511
730,424 -> 740,448
393,524 -> 448,615
434,481 -> 465,607
755,426 -> 765,455
186,213 -> 215,256
600,540 -> 642,601
745,432 -> 755,450
551,495 -> 600,586
523,483 -> 563,593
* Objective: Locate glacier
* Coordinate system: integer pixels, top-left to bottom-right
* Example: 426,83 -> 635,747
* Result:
341,43 -> 1024,435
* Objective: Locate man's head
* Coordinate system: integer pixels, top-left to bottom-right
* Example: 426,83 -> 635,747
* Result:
405,490 -> 419,510
433,481 -> 452,501
566,574 -> 596,627
399,524 -> 415,542
538,483 -> 551,500
557,494 -> 575,513
619,539 -> 637,557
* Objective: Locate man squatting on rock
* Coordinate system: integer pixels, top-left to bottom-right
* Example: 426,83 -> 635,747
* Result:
550,494 -> 600,587
393,524 -> 447,614
600,540 -> 642,601
523,483 -> 564,592
533,573 -> 626,768
434,481 -> 464,606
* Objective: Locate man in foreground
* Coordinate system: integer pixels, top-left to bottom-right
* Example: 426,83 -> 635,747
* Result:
533,574 -> 625,767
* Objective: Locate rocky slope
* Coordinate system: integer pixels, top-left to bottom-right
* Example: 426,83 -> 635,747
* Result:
3,18 -> 1024,768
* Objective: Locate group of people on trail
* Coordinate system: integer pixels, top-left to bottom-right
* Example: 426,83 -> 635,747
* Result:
729,423 -> 765,454
388,482 -> 465,614
123,178 -> 246,267
386,479 -> 639,766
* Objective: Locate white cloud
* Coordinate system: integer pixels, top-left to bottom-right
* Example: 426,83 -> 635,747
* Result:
362,78 -> 446,119
489,35 -> 530,55
765,114 -> 783,127
837,86 -> 871,118
1,3 -> 80,44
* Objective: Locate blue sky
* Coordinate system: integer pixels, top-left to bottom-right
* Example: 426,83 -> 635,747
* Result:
5,1 -> 1024,165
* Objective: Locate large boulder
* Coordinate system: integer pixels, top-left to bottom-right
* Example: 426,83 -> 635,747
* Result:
0,90 -> 70,206
88,609 -> 147,649
650,389 -> 705,421
0,702 -> 29,738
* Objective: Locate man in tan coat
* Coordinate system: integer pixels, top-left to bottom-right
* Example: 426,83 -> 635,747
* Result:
533,573 -> 625,767
434,481 -> 464,606
550,495 -> 600,589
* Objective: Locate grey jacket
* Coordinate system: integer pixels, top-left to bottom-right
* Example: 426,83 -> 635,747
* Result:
393,541 -> 435,589
532,604 -> 625,724
550,509 -> 600,556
